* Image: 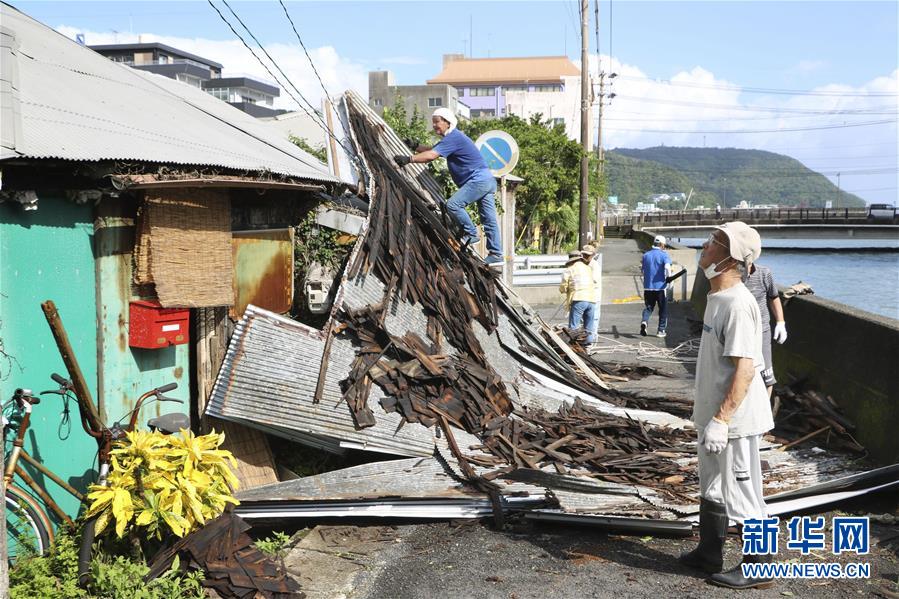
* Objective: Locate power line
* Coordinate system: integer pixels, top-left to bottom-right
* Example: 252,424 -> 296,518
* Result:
278,0 -> 334,108
612,94 -> 895,114
604,111 -> 898,122
215,0 -> 330,129
206,0 -> 357,164
604,118 -> 896,134
613,74 -> 899,97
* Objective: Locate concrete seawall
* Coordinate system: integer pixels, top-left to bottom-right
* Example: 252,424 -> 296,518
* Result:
691,273 -> 899,465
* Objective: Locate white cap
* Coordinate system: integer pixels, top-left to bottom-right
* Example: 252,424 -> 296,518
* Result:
431,108 -> 457,132
653,235 -> 666,246
715,221 -> 762,270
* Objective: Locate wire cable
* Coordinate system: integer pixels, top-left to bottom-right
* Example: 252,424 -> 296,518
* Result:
588,335 -> 701,364
604,118 -> 896,134
613,74 -> 899,98
207,0 -> 359,165
278,0 -> 335,108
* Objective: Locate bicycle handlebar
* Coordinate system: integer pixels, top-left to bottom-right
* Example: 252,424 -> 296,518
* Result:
156,382 -> 178,394
51,372 -> 70,386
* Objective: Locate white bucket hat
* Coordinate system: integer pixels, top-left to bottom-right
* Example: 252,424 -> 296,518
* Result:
431,107 -> 457,132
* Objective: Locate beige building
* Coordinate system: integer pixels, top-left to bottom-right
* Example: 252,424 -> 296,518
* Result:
427,55 -> 589,147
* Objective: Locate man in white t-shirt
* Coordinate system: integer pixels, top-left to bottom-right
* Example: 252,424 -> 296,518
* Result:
678,221 -> 775,590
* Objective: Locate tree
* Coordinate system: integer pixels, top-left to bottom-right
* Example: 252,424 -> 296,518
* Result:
288,134 -> 327,163
461,115 -> 584,253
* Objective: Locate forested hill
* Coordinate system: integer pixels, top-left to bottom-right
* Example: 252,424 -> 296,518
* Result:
606,147 -> 865,209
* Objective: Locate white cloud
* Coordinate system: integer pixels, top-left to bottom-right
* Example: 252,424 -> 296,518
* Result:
56,26 -> 369,110
581,55 -> 898,204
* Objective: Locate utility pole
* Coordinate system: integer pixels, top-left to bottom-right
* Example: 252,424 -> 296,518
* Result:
578,0 -> 590,247
836,172 -> 841,208
593,0 -> 604,245
594,73 -> 605,242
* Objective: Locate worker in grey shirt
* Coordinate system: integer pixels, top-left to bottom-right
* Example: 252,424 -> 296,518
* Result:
679,222 -> 775,590
744,264 -> 788,397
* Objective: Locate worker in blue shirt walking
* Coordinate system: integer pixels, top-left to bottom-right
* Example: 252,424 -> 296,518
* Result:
641,235 -> 673,338
393,108 -> 503,265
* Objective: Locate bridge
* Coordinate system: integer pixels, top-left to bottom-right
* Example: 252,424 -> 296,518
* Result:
605,208 -> 899,241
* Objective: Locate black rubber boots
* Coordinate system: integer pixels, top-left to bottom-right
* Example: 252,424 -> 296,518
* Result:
678,497 -> 728,573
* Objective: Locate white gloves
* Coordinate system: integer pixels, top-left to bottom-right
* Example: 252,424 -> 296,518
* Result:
773,321 -> 788,344
701,418 -> 729,455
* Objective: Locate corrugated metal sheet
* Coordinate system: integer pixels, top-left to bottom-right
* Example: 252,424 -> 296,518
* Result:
234,456 -> 547,520
206,305 -> 437,456
0,4 -> 335,182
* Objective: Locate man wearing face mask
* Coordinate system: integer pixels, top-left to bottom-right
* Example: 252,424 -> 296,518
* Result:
393,108 -> 503,266
679,221 -> 775,590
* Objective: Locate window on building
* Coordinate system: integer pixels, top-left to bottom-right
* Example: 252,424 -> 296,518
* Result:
470,87 -> 495,97
503,85 -> 528,94
534,84 -> 563,93
550,117 -> 565,127
428,97 -> 443,107
471,109 -> 496,119
372,98 -> 383,107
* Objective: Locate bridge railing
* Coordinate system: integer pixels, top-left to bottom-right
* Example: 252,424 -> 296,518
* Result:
604,207 -> 872,226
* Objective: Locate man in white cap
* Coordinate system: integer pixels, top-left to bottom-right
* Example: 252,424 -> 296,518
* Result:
393,108 -> 502,266
679,221 -> 775,590
581,244 -> 602,337
640,234 -> 672,338
559,250 -> 597,344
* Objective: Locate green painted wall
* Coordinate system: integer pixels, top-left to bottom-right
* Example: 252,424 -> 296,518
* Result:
94,200 -> 189,430
0,196 -> 99,524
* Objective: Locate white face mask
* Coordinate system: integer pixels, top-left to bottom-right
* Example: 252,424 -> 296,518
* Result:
703,260 -> 727,279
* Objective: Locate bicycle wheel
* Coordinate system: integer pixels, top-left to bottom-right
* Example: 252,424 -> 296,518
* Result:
5,485 -> 53,563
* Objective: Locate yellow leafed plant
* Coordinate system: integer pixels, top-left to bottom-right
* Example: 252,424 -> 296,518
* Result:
86,429 -> 239,539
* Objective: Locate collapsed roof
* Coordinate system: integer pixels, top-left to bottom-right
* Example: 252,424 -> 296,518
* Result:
0,2 -> 334,182
206,91 -> 895,529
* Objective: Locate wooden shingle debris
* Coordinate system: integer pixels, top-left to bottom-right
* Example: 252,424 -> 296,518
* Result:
146,512 -> 303,598
772,385 -> 864,453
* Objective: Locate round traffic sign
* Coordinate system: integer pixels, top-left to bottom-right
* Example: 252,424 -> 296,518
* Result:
475,130 -> 519,178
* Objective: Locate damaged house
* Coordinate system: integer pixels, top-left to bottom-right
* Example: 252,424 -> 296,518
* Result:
1,1 -> 894,540
0,2 -> 350,521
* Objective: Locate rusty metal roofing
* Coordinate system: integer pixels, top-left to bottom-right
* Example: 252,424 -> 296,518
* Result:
427,55 -> 580,85
205,305 -> 436,457
0,3 -> 335,182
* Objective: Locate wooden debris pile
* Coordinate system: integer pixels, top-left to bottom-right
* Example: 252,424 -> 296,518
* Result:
337,94 -> 696,501
339,304 -> 512,433
772,386 -> 864,453
339,305 -> 696,498
146,512 -> 303,598
475,398 -> 696,496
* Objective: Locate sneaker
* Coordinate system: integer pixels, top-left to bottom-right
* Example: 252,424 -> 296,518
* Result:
484,254 -> 504,268
461,234 -> 481,246
657,331 -> 667,338
640,322 -> 647,336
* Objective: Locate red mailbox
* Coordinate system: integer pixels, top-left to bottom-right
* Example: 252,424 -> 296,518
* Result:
128,300 -> 189,349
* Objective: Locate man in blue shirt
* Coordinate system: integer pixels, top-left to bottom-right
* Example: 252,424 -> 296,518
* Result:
640,234 -> 672,337
393,108 -> 502,265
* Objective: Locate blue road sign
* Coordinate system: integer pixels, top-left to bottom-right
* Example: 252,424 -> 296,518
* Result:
474,130 -> 519,178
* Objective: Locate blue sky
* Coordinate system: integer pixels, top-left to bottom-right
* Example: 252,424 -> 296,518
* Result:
11,1 -> 899,203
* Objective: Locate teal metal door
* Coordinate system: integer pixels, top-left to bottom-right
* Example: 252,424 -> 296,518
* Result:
0,196 -> 99,524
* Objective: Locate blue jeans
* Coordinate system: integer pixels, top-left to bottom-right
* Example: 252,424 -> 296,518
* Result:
569,300 -> 596,343
446,173 -> 501,256
642,289 -> 668,332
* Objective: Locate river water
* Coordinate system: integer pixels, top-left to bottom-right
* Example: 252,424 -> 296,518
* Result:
677,239 -> 899,321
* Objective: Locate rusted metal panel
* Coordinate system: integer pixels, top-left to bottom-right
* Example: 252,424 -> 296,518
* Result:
230,228 -> 294,319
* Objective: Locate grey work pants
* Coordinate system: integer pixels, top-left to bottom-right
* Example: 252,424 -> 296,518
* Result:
698,434 -> 767,525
